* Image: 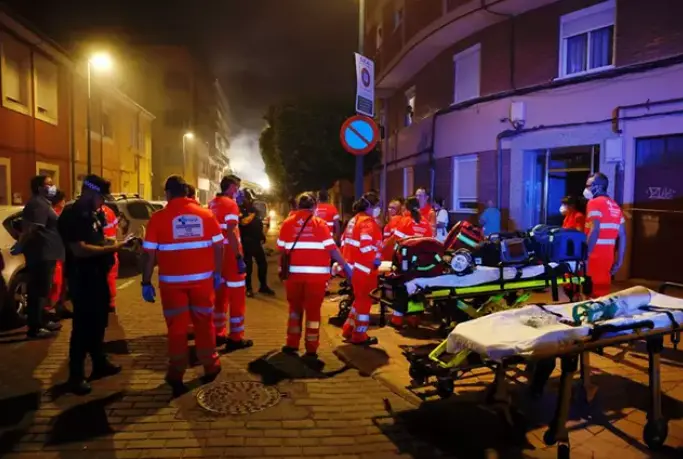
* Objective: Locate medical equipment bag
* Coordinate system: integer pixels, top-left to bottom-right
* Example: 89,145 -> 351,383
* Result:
392,237 -> 446,280
529,225 -> 586,263
444,221 -> 484,252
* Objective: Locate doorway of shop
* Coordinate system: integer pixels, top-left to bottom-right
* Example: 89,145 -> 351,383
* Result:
526,145 -> 600,227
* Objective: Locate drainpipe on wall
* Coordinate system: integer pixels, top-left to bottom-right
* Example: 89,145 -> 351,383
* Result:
69,70 -> 76,199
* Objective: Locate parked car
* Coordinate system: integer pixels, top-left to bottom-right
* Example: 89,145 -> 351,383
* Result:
0,206 -> 29,326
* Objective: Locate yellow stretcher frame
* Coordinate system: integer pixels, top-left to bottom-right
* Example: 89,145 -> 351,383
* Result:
422,276 -> 586,370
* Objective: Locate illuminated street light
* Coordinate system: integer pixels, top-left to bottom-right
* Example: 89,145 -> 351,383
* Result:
86,52 -> 114,174
183,132 -> 194,139
260,176 -> 271,191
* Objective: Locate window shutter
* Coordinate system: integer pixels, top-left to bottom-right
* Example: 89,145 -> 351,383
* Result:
454,46 -> 481,103
457,157 -> 478,199
561,2 -> 615,38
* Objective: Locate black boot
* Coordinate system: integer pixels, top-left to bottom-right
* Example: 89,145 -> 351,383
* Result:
67,378 -> 92,396
90,361 -> 122,381
224,339 -> 254,352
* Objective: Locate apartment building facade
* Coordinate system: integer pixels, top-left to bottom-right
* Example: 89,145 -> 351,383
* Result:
0,9 -> 154,204
367,0 -> 683,282
120,46 -> 231,203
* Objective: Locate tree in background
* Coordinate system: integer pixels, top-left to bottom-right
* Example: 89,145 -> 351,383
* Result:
260,99 -> 379,200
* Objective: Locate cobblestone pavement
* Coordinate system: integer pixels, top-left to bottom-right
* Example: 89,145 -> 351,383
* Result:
1,233 -> 683,459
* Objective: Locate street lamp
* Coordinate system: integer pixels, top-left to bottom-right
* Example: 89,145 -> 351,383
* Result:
182,132 -> 194,177
86,52 -> 113,174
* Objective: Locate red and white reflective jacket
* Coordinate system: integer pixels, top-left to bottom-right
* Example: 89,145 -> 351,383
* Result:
340,215 -> 358,260
586,196 -> 624,253
208,195 -> 242,256
101,205 -> 118,239
143,197 -> 224,286
347,214 -> 382,275
394,215 -> 434,239
315,202 -> 340,229
277,210 -> 336,281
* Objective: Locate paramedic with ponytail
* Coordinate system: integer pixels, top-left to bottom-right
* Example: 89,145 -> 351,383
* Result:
389,196 -> 433,327
583,172 -> 626,298
341,192 -> 383,346
279,192 -> 352,357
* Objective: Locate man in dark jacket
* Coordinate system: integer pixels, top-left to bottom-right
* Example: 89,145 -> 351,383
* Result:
239,189 -> 274,297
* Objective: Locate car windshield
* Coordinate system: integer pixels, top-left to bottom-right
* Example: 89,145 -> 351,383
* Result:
126,201 -> 151,220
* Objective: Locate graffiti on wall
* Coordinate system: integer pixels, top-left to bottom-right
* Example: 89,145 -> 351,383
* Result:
647,187 -> 677,200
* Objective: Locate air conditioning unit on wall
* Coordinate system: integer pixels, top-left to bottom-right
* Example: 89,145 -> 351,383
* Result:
509,101 -> 526,129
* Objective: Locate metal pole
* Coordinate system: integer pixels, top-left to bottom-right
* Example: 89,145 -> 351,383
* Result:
86,61 -> 92,174
354,0 -> 366,200
182,136 -> 187,178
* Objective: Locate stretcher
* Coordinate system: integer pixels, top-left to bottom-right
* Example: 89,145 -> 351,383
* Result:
373,261 -> 588,335
442,283 -> 683,459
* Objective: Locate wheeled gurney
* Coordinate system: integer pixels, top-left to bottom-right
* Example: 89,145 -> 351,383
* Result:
373,261 -> 588,335
444,282 -> 683,459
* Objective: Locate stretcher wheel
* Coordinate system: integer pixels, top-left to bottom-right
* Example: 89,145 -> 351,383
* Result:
556,443 -> 570,459
543,428 -> 557,446
436,377 -> 454,399
338,299 -> 352,319
643,419 -> 668,450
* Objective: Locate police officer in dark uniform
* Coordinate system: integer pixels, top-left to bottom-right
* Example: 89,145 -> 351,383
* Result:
59,175 -> 135,395
239,189 -> 274,297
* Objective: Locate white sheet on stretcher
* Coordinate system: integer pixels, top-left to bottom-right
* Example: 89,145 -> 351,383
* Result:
446,287 -> 683,361
404,263 -> 567,295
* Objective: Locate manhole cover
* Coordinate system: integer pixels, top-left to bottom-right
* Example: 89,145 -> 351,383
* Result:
196,381 -> 282,415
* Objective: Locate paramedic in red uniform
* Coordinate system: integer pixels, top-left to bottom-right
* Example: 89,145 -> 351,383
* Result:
101,203 -> 119,312
209,175 -> 252,351
315,189 -> 341,241
388,196 -> 433,327
560,196 -> 586,232
340,192 -> 383,346
584,172 -> 626,298
279,192 -> 352,357
142,175 -> 223,396
416,187 -> 436,236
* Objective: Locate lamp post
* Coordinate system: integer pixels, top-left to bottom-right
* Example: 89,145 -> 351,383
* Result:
354,0 -> 366,200
182,132 -> 194,178
86,52 -> 113,174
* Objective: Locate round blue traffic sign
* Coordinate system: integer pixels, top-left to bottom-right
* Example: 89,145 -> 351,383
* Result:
340,115 -> 379,156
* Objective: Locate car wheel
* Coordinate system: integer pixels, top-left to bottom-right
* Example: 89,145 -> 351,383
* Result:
8,271 -> 28,325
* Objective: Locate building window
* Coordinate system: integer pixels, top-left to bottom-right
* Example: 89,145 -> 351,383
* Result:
36,161 -> 60,187
102,110 -> 113,139
405,86 -> 416,127
403,166 -> 414,198
394,7 -> 404,30
376,25 -> 383,50
453,44 -> 481,104
33,53 -> 59,124
559,0 -> 615,78
452,155 -> 478,213
0,32 -> 31,115
164,71 -> 189,91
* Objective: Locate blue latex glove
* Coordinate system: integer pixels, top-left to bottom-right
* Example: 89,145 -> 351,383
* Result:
9,243 -> 22,256
142,284 -> 156,303
343,263 -> 354,280
213,272 -> 224,290
237,256 -> 247,274
374,258 -> 382,268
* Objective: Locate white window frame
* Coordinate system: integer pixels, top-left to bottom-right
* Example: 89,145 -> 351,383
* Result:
376,25 -> 383,50
403,166 -> 414,198
0,32 -> 32,116
36,161 -> 60,187
405,86 -> 416,127
451,154 -> 478,213
452,43 -> 481,104
558,0 -> 616,79
33,52 -> 59,125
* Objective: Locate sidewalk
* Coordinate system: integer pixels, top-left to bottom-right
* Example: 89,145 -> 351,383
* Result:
320,282 -> 683,458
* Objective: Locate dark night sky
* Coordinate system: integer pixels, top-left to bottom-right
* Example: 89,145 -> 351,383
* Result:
3,0 -> 360,131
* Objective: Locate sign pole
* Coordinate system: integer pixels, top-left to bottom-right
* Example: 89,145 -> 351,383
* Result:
355,0 -> 365,201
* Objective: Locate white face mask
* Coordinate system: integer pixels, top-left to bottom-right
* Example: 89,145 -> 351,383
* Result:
583,188 -> 594,200
46,185 -> 57,198
559,205 -> 567,215
372,207 -> 381,218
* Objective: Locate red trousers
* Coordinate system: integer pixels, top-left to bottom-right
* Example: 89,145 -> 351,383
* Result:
107,253 -> 119,308
160,283 -> 220,381
285,279 -> 326,353
587,251 -> 613,298
343,271 -> 377,343
214,259 -> 246,341
49,260 -> 64,308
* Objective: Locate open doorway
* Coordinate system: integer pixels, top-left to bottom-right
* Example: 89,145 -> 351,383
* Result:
529,145 -> 600,226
